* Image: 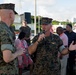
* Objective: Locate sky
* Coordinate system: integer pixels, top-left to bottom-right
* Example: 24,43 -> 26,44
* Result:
0,0 -> 76,21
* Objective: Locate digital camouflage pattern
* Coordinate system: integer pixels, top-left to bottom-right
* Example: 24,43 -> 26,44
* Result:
31,33 -> 63,75
0,3 -> 17,14
0,21 -> 19,75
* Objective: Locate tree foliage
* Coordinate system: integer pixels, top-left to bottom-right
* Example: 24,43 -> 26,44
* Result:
31,16 -> 72,25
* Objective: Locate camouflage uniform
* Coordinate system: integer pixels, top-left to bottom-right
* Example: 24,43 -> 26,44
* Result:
31,33 -> 63,75
0,21 -> 19,75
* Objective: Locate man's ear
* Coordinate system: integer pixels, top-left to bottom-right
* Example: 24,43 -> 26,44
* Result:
9,10 -> 14,19
9,12 -> 12,19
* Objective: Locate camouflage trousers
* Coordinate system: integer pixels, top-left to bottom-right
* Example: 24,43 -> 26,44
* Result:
31,70 -> 60,75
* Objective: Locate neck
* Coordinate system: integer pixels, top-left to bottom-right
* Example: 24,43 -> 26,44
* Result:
45,31 -> 51,37
59,33 -> 63,36
69,30 -> 72,33
1,19 -> 10,27
67,30 -> 72,33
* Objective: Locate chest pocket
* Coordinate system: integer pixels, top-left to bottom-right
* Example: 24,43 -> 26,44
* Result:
47,40 -> 58,51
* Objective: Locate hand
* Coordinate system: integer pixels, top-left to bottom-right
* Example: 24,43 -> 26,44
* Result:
69,41 -> 76,51
37,33 -> 45,42
16,48 -> 26,56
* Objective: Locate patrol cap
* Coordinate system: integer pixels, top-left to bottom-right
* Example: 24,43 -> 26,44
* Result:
41,17 -> 53,25
48,18 -> 53,24
0,3 -> 18,14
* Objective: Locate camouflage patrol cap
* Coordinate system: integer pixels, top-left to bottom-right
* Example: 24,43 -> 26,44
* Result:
0,3 -> 18,14
48,18 -> 53,24
41,17 -> 49,25
41,17 -> 53,25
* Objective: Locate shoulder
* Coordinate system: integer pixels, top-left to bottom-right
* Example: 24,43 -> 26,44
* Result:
19,26 -> 24,29
32,34 -> 39,43
64,31 -> 68,34
73,31 -> 76,34
0,22 -> 6,30
52,34 -> 60,39
61,33 -> 68,41
63,33 -> 68,37
0,26 -> 8,36
15,39 -> 22,47
52,34 -> 63,43
26,26 -> 31,30
71,31 -> 76,36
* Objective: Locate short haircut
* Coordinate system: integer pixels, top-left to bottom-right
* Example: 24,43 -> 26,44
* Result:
57,26 -> 64,32
67,23 -> 72,29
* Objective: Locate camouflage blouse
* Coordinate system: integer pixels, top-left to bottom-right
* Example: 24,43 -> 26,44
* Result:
0,21 -> 19,75
32,33 -> 63,75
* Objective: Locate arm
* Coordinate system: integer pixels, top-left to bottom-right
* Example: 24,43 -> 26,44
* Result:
1,30 -> 25,63
28,41 -> 39,54
61,47 -> 69,55
3,49 -> 23,63
57,35 -> 69,55
69,41 -> 76,50
61,41 -> 76,55
28,33 -> 45,55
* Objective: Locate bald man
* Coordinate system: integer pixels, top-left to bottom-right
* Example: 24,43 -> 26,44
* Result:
0,3 -> 25,75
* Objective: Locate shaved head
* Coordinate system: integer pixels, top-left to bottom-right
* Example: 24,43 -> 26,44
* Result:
0,9 -> 15,26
